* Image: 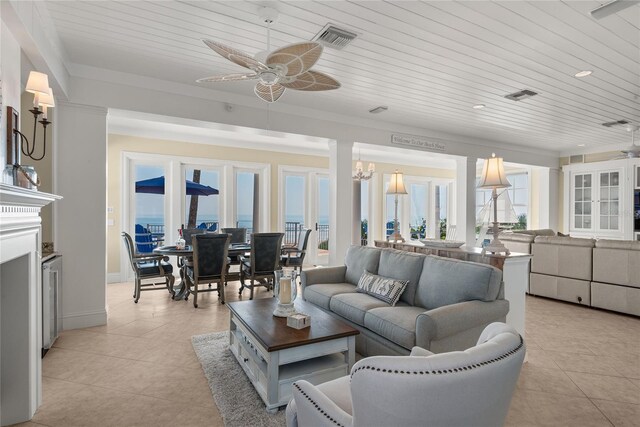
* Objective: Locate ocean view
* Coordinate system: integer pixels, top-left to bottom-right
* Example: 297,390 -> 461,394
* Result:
135,214 -> 329,227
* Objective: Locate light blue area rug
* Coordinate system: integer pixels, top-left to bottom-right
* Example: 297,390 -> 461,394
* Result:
192,331 -> 286,427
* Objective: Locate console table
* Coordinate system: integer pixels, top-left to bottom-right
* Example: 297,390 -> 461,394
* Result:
374,240 -> 531,339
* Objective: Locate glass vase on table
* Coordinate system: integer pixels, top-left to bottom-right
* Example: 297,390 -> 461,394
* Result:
273,267 -> 298,317
175,229 -> 186,250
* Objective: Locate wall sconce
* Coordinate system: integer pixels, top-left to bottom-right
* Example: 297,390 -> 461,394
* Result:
15,71 -> 54,161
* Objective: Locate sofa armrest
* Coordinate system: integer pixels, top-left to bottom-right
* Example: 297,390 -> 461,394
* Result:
301,266 -> 348,288
415,300 -> 510,349
288,380 -> 353,427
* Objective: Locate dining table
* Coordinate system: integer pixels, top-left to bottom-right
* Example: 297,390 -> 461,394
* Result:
153,243 -> 251,300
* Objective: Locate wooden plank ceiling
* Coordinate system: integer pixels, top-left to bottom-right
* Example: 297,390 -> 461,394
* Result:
44,0 -> 640,152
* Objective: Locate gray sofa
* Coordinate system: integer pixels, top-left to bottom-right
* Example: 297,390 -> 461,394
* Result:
301,246 -> 509,356
592,239 -> 640,316
499,229 -> 556,254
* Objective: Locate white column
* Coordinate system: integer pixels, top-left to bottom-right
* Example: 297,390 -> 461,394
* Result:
329,139 -> 353,265
353,180 -> 361,245
538,167 -> 559,231
455,156 -> 477,247
369,172 -> 382,245
54,102 -> 108,330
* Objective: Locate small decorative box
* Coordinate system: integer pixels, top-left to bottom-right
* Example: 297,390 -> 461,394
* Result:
287,313 -> 311,329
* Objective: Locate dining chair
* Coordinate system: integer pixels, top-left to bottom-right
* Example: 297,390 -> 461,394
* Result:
220,227 -> 247,244
281,228 -> 311,275
185,233 -> 231,308
122,232 -> 175,303
221,227 -> 247,283
181,227 -> 206,246
239,232 -> 284,299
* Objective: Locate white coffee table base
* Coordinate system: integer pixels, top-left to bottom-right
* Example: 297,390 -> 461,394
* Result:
229,312 -> 356,412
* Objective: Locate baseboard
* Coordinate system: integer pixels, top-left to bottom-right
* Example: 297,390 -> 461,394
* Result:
62,309 -> 108,330
107,272 -> 122,284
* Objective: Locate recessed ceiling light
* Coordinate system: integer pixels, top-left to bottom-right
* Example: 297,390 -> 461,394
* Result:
473,104 -> 486,109
577,144 -> 586,147
574,70 -> 592,78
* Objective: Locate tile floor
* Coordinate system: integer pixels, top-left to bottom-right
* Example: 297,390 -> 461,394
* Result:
15,281 -> 640,427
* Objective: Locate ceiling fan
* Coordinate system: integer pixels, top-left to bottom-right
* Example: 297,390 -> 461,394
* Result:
614,125 -> 640,159
197,8 -> 340,103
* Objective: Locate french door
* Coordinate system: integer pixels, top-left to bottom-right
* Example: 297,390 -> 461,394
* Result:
280,167 -> 329,266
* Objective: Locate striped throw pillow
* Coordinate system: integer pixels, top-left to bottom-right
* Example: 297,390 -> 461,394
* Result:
356,270 -> 409,306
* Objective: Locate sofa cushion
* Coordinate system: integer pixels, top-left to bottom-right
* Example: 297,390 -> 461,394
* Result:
304,283 -> 357,310
364,306 -> 426,350
415,256 -> 502,310
344,246 -> 382,286
356,271 -> 408,306
377,249 -> 425,305
330,293 -> 389,326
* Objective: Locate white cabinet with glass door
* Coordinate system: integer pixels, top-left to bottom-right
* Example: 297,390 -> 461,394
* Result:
564,161 -> 628,239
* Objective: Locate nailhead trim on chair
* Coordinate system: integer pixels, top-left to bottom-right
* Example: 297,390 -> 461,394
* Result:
351,336 -> 524,378
293,383 -> 345,427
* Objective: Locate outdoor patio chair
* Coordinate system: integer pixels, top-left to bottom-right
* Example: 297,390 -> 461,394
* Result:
239,232 -> 284,299
122,232 -> 175,303
185,233 -> 231,308
281,228 -> 311,275
134,224 -> 157,253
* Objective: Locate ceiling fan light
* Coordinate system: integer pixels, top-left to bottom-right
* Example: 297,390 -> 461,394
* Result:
473,104 -> 486,109
259,71 -> 280,86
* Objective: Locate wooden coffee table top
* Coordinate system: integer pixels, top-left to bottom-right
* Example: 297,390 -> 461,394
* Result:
227,298 -> 359,352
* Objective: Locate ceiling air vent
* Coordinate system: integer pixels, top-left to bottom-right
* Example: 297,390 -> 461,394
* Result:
570,155 -> 585,164
602,119 -> 629,128
504,89 -> 538,101
312,24 -> 357,50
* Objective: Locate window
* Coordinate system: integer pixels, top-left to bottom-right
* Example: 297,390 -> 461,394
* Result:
476,172 -> 528,229
236,171 -> 257,234
134,164 -> 165,252
361,180 -> 369,245
184,167 -> 220,230
409,183 -> 428,239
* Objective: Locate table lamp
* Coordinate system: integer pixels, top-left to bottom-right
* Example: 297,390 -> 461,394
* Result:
478,153 -> 511,255
387,170 -> 408,242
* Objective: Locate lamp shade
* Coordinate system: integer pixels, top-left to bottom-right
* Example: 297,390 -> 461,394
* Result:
25,71 -> 50,95
387,171 -> 408,194
478,154 -> 511,189
39,88 -> 55,108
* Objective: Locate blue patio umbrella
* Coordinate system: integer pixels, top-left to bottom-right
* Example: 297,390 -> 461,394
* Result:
135,176 -> 219,196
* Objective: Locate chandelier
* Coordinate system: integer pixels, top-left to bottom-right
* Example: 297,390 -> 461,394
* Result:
353,152 -> 375,181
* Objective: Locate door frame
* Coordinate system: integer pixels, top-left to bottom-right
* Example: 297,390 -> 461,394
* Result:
278,165 -> 329,265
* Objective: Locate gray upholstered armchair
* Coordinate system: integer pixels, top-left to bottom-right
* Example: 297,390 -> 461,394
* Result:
286,322 -> 525,427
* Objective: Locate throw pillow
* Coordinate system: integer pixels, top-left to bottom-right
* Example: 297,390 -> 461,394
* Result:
356,270 -> 408,306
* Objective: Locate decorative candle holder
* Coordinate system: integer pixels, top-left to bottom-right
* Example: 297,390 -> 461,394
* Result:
273,267 -> 297,317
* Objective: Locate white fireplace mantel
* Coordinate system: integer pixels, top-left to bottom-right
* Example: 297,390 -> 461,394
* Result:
0,183 -> 61,425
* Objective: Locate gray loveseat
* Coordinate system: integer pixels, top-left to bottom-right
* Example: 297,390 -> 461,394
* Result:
301,246 -> 509,356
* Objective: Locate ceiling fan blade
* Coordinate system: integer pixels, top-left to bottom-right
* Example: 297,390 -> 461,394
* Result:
196,73 -> 258,83
266,42 -> 323,77
281,70 -> 341,91
254,82 -> 285,103
202,39 -> 267,71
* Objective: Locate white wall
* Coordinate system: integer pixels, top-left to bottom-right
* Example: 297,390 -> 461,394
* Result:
1,19 -> 21,167
54,102 -> 108,330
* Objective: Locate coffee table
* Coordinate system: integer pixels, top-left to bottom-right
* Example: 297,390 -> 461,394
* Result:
227,298 -> 359,413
